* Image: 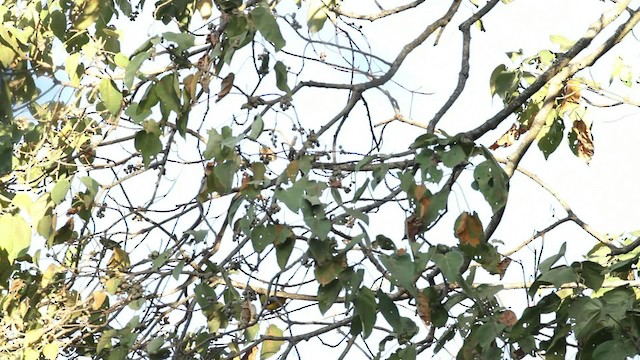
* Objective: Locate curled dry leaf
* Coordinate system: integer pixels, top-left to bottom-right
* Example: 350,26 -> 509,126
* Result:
499,310 -> 518,327
489,123 -> 527,150
570,119 -> 594,162
497,257 -> 512,279
216,72 -> 235,102
455,212 -> 483,247
416,292 -> 431,326
259,146 -> 276,163
405,213 -> 424,242
561,79 -> 581,106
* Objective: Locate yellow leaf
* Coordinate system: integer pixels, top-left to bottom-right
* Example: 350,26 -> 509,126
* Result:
260,324 -> 284,359
196,0 -> 214,20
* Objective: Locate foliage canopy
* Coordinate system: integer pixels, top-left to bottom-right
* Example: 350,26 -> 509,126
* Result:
2,0 -> 640,359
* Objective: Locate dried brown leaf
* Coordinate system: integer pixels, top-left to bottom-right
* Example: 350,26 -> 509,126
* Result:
216,72 -> 234,102
416,292 -> 431,326
455,212 -> 483,247
571,119 -> 594,162
499,310 -> 518,326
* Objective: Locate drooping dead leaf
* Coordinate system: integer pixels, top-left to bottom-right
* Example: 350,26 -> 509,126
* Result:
455,212 -> 484,247
216,72 -> 234,102
489,123 -> 527,150
259,146 -> 276,163
497,257 -> 511,279
240,298 -> 256,327
416,292 -> 431,326
561,79 -> 581,106
413,184 -> 431,219
571,119 -> 594,162
406,213 -> 424,242
184,74 -> 198,100
499,310 -> 518,326
328,178 -> 342,188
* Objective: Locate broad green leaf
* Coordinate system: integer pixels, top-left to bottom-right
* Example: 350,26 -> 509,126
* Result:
274,61 -> 290,93
318,280 -> 342,314
248,115 -> 264,140
275,237 -> 295,271
538,113 -> 564,159
251,225 -> 275,253
134,129 -> 163,167
260,324 -> 284,359
50,10 -> 66,40
550,34 -> 575,51
354,287 -> 376,338
51,178 -> 71,204
432,250 -> 464,282
146,337 -> 165,355
163,32 -> 195,52
314,256 -> 345,285
377,290 -> 401,330
125,50 -> 151,89
81,176 -> 100,197
251,6 -> 286,51
0,214 -> 31,263
75,0 -> 102,30
539,242 -> 566,273
379,251 -> 416,294
0,76 -> 13,124
65,53 -> 82,87
473,147 -> 509,212
99,79 -> 123,115
155,74 -> 181,114
308,0 -> 329,33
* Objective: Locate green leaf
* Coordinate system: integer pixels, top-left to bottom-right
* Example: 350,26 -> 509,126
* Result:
307,0 -> 330,33
251,225 -> 274,253
134,128 -> 163,167
0,76 -> 13,124
146,336 -> 164,355
125,50 -> 151,90
275,237 -> 294,271
539,242 -> 566,273
432,250 -> 464,282
354,287 -> 376,338
538,114 -> 564,159
65,53 -> 82,87
274,61 -> 290,93
440,144 -> 468,168
163,32 -> 195,52
260,324 -> 284,359
473,147 -> 509,212
592,340 -> 637,360
318,280 -> 342,314
0,214 -> 31,263
80,176 -> 100,198
51,178 -> 70,205
314,256 -> 345,285
99,79 -> 123,115
50,10 -> 66,40
377,290 -> 401,330
550,34 -> 575,51
251,6 -> 286,51
155,74 -> 181,115
379,251 -> 416,294
248,115 -> 264,140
